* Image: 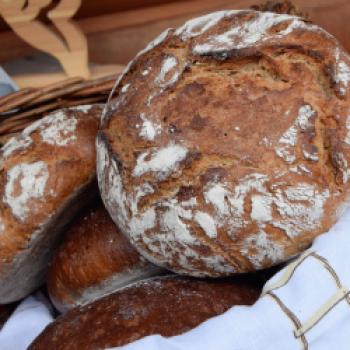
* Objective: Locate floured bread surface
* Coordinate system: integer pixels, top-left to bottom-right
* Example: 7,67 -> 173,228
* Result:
98,10 -> 350,276
47,201 -> 162,313
0,105 -> 101,302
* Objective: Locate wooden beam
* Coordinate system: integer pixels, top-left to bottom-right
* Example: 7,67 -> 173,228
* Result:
12,64 -> 124,88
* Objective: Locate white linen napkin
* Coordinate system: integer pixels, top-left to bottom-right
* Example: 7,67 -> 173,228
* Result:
0,292 -> 54,350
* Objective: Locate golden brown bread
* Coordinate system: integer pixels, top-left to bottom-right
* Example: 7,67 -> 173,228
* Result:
30,275 -> 261,350
47,200 -> 163,313
0,105 -> 101,303
97,10 -> 350,276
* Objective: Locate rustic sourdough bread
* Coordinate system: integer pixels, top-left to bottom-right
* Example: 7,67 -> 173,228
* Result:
30,275 -> 261,350
47,201 -> 163,313
97,10 -> 350,276
0,105 -> 101,303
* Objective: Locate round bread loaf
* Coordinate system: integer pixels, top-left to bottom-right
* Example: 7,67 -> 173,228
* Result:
0,105 -> 101,303
30,275 -> 261,350
97,10 -> 350,276
47,201 -> 163,313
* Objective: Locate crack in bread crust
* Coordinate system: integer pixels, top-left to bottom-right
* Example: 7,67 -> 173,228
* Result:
99,10 -> 350,276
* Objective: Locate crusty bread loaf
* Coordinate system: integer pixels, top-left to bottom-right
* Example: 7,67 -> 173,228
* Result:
47,201 -> 163,313
97,10 -> 350,276
0,105 -> 101,303
30,275 -> 261,349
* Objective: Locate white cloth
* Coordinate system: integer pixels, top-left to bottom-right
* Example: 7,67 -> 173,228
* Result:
116,206 -> 350,350
2,209 -> 350,350
0,292 -> 54,350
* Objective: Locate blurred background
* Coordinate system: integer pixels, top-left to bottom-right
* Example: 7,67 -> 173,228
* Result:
0,0 -> 349,88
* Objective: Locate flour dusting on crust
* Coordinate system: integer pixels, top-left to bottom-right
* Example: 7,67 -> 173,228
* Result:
241,230 -> 284,269
2,136 -> 33,158
334,48 -> 350,96
1,107 -> 84,158
3,161 -> 49,221
121,83 -> 130,93
345,114 -> 350,145
275,104 -> 316,163
194,211 -> 217,238
98,9 -> 350,276
175,10 -> 240,40
192,12 -> 311,55
138,113 -> 161,141
133,143 -> 188,179
156,56 -> 179,88
97,135 -> 234,276
205,175 -> 329,240
32,111 -> 78,146
73,105 -> 94,113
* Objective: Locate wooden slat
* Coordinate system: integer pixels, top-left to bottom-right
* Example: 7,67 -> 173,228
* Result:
86,0 -> 350,65
1,0 -> 350,73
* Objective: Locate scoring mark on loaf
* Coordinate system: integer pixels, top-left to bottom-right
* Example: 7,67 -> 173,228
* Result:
133,142 -> 188,179
3,161 -> 49,221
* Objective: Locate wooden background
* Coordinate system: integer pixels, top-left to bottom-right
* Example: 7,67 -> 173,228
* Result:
0,0 -> 349,74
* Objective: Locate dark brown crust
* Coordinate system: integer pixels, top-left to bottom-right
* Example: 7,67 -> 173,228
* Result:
30,275 -> 262,350
98,10 -> 350,277
0,105 -> 101,303
47,201 -> 162,313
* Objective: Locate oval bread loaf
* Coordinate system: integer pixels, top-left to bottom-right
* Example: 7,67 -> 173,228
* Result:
0,105 -> 101,303
47,201 -> 163,313
98,10 -> 350,276
30,275 -> 261,350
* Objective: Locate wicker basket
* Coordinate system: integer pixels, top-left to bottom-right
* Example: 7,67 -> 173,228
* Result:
0,73 -> 120,146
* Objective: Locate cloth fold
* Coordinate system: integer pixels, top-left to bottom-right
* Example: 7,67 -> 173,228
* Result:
0,292 -> 54,350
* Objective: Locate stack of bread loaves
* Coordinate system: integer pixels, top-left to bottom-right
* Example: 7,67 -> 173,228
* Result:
1,5 -> 350,349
